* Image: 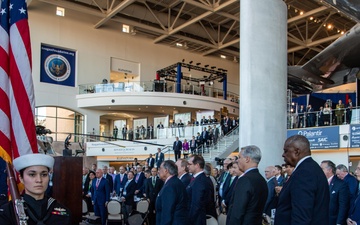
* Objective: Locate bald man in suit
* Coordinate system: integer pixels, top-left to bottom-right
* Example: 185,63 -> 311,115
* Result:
275,135 -> 329,225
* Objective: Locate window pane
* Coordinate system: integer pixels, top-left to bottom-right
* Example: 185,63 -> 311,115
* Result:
57,108 -> 75,119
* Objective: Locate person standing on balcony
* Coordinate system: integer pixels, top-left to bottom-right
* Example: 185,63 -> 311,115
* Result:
297,105 -> 305,128
113,126 -> 118,140
173,137 -> 182,161
336,100 -> 345,125
122,125 -> 127,140
347,98 -> 353,124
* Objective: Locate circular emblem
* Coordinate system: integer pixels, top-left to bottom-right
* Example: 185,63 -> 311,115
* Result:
44,54 -> 71,82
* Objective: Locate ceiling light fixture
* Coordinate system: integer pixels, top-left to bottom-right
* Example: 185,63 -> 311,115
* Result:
122,24 -> 130,33
233,56 -> 238,63
220,55 -> 226,59
176,43 -> 183,47
56,7 -> 65,17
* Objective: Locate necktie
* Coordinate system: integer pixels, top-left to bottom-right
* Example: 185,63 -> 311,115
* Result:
190,177 -> 195,183
230,177 -> 234,186
96,179 -> 100,189
152,177 -> 156,187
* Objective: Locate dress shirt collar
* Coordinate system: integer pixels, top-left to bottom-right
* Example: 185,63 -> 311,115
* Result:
267,176 -> 275,182
165,175 -> 174,184
179,172 -> 187,180
193,171 -> 204,178
243,167 -> 257,174
327,175 -> 334,184
293,156 -> 311,173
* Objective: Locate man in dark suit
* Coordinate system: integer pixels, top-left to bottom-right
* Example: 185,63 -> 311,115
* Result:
189,136 -> 197,155
176,159 -> 192,188
200,127 -> 209,153
173,137 -> 182,161
218,158 -> 232,212
187,155 -> 215,225
263,166 -> 278,217
121,171 -> 137,219
122,125 -> 127,140
102,165 -> 114,192
221,162 -> 238,213
195,132 -> 203,154
320,160 -> 349,225
114,166 -> 128,196
146,153 -> 155,169
347,161 -> 360,225
298,105 -> 305,128
275,135 -> 330,225
226,145 -> 268,225
145,168 -> 164,225
336,164 -> 359,208
155,148 -> 164,168
82,167 -> 91,197
156,160 -> 188,225
134,165 -> 146,197
91,169 -> 110,225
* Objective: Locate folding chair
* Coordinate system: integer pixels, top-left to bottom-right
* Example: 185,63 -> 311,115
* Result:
217,212 -> 227,225
128,199 -> 149,225
206,215 -> 218,225
106,200 -> 124,225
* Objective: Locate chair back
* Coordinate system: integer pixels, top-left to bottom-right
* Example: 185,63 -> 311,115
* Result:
206,215 -> 218,225
217,213 -> 227,225
136,199 -> 149,214
127,214 -> 143,225
107,200 -> 121,214
82,199 -> 88,214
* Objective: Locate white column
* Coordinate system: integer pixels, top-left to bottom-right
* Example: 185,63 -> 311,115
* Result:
239,0 -> 287,173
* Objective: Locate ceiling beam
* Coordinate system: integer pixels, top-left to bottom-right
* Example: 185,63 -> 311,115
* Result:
288,33 -> 342,53
287,6 -> 328,24
202,38 -> 239,56
153,0 -> 239,44
94,0 -> 135,29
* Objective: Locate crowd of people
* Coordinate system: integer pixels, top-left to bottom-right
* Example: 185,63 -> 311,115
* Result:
111,115 -> 239,141
79,135 -> 360,225
1,134 -> 360,225
293,98 -> 354,128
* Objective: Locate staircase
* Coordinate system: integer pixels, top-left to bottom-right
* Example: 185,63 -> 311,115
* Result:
201,126 -> 239,162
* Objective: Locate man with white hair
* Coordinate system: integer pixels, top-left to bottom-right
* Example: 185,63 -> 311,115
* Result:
263,166 -> 277,217
226,145 -> 268,225
336,164 -> 359,207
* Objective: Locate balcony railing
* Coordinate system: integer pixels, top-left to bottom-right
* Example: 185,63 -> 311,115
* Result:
78,81 -> 239,104
288,106 -> 360,129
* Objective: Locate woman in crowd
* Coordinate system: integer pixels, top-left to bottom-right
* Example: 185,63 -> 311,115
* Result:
323,103 -> 332,125
182,139 -> 190,158
84,170 -> 96,212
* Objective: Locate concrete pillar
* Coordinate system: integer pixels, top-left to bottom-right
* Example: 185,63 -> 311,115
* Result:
239,0 -> 287,174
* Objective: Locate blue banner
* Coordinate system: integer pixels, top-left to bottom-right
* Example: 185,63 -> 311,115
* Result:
40,44 -> 76,87
287,126 -> 339,149
350,125 -> 360,147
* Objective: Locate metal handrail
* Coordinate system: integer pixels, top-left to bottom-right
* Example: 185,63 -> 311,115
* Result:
78,81 -> 239,103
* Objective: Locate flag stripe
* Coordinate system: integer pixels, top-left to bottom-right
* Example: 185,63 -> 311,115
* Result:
9,24 -> 37,154
0,0 -> 38,162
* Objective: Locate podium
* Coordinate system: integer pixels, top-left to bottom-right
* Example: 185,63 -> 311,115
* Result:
52,156 -> 82,225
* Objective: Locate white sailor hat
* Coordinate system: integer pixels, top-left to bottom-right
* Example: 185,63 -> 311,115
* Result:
13,154 -> 54,171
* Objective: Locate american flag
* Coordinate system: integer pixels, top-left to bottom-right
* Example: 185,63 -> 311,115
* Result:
0,0 -> 38,163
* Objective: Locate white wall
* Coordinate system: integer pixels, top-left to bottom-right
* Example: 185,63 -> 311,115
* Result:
28,2 -> 239,114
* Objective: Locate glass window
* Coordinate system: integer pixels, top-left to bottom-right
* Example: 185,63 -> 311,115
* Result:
35,106 -> 84,142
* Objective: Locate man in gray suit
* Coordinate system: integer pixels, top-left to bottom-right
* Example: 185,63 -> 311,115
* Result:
226,145 -> 268,225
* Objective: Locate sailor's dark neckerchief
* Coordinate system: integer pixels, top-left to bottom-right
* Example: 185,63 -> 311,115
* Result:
22,194 -> 56,225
